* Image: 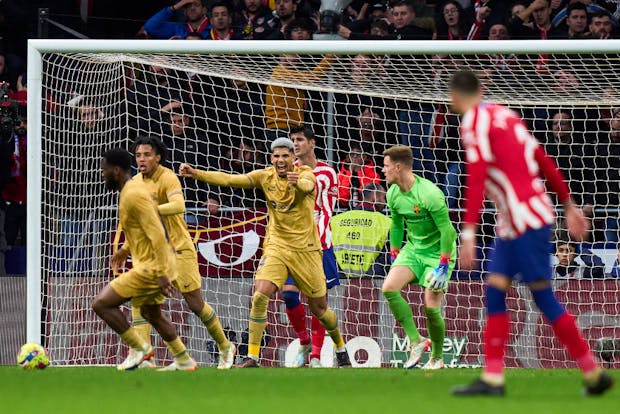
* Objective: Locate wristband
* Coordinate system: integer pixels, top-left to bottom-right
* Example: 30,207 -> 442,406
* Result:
439,256 -> 450,265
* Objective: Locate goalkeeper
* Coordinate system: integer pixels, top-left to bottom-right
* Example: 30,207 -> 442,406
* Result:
381,145 -> 457,370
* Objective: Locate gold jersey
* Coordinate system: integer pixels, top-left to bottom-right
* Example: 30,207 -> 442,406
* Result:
118,179 -> 169,277
133,166 -> 194,253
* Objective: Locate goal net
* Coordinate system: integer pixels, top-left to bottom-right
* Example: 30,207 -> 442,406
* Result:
28,40 -> 620,368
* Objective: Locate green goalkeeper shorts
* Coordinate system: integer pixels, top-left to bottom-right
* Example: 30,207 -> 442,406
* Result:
392,244 -> 456,289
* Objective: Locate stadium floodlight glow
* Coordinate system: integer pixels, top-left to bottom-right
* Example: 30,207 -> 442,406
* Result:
319,0 -> 353,33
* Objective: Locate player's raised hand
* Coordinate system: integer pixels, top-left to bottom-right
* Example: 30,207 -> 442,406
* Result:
157,276 -> 176,297
565,203 -> 590,241
110,248 -> 129,274
178,163 -> 196,178
286,171 -> 300,186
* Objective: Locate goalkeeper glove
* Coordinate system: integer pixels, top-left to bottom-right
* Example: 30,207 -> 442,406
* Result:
425,256 -> 450,292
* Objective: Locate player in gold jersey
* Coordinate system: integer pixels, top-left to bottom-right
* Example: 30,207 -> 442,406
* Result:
93,148 -> 195,371
179,137 -> 352,367
110,136 -> 235,370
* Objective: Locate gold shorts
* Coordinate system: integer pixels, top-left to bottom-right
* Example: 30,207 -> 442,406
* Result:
111,268 -> 167,308
255,246 -> 326,298
172,249 -> 201,293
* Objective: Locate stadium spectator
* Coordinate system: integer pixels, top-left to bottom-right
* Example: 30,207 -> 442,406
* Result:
433,0 -> 487,40
611,248 -> 620,278
205,2 -> 241,40
219,139 -> 265,208
144,0 -> 210,39
126,63 -> 189,133
554,240 -> 606,279
554,2 -> 590,38
591,107 -> 620,243
1,103 -> 26,249
552,0 -> 619,30
588,10 -> 616,39
337,145 -> 381,209
509,0 -> 561,40
234,0 -> 274,39
331,183 -> 391,278
338,1 -> 434,40
255,0 -> 300,39
160,101 -> 220,218
509,1 -> 530,26
264,19 -> 330,150
543,110 -> 596,208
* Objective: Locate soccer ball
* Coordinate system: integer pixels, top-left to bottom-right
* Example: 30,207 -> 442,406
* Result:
17,343 -> 50,370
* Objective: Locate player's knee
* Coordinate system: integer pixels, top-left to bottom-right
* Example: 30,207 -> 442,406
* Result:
183,290 -> 204,314
308,298 -> 327,317
252,291 -> 270,314
282,290 -> 300,309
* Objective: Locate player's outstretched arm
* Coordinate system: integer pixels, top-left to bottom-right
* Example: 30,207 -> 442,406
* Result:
563,200 -> 589,241
179,163 -> 254,189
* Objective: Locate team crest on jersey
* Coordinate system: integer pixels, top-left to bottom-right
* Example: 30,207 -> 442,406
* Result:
413,205 -> 421,214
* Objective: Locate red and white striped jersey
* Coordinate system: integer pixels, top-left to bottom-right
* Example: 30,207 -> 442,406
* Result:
295,160 -> 338,249
461,103 -> 570,239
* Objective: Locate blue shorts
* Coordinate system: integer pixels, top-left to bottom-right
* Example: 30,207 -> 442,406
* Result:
285,246 -> 340,289
488,225 -> 552,283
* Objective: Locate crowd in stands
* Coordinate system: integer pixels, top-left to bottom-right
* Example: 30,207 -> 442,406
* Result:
1,0 -> 619,278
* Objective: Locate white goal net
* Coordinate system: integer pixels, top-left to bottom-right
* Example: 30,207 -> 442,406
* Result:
28,40 -> 620,368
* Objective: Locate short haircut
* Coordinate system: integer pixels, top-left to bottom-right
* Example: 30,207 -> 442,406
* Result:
556,240 -> 577,252
567,2 -> 587,17
103,148 -> 133,171
361,182 -> 384,201
289,125 -> 315,141
449,70 -> 480,96
210,1 -> 231,14
284,17 -> 315,38
590,10 -> 612,22
383,145 -> 413,168
392,1 -> 415,12
271,137 -> 295,152
133,135 -> 168,164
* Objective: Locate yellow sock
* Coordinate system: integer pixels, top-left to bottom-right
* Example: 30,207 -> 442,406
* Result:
199,303 -> 231,350
164,337 -> 191,362
248,291 -> 269,359
318,308 -> 345,349
120,327 -> 147,350
131,307 -> 152,347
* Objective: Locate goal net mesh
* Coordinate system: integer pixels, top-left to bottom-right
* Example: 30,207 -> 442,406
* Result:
38,47 -> 620,368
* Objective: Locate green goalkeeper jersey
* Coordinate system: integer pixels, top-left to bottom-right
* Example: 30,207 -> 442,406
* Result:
387,175 -> 457,254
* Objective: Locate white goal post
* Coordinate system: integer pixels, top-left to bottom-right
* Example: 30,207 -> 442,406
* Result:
27,39 -> 620,368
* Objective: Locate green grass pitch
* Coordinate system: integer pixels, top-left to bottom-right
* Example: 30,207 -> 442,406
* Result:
1,367 -> 616,414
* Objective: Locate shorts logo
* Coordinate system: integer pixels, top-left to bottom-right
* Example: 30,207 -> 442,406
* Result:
183,283 -> 191,289
413,205 -> 421,214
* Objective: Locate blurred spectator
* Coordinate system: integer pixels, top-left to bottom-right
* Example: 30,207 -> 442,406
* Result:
256,0 -> 300,39
611,248 -> 620,278
554,240 -> 606,279
264,18 -> 330,149
554,2 -> 589,38
234,0 -> 274,39
160,100 -> 220,217
205,2 -> 241,40
434,0 -> 486,40
543,110 -> 595,208
339,1 -> 433,40
588,10 -> 616,39
591,107 -> 620,243
127,62 -> 189,133
331,183 -> 391,278
144,0 -> 210,39
509,0 -> 560,39
356,107 -> 389,167
219,139 -> 265,208
509,1 -> 530,26
552,0 -> 619,30
337,145 -> 381,209
1,103 -> 27,249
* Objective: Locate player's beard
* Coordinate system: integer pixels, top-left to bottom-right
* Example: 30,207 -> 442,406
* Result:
105,176 -> 120,191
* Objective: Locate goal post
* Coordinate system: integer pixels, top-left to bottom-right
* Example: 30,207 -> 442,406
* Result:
27,39 -> 620,367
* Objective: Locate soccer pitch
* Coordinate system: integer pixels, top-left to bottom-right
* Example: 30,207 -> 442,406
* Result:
1,367 -> 616,414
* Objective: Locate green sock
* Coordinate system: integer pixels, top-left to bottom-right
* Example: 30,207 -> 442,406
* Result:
424,306 -> 445,359
383,290 -> 420,343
